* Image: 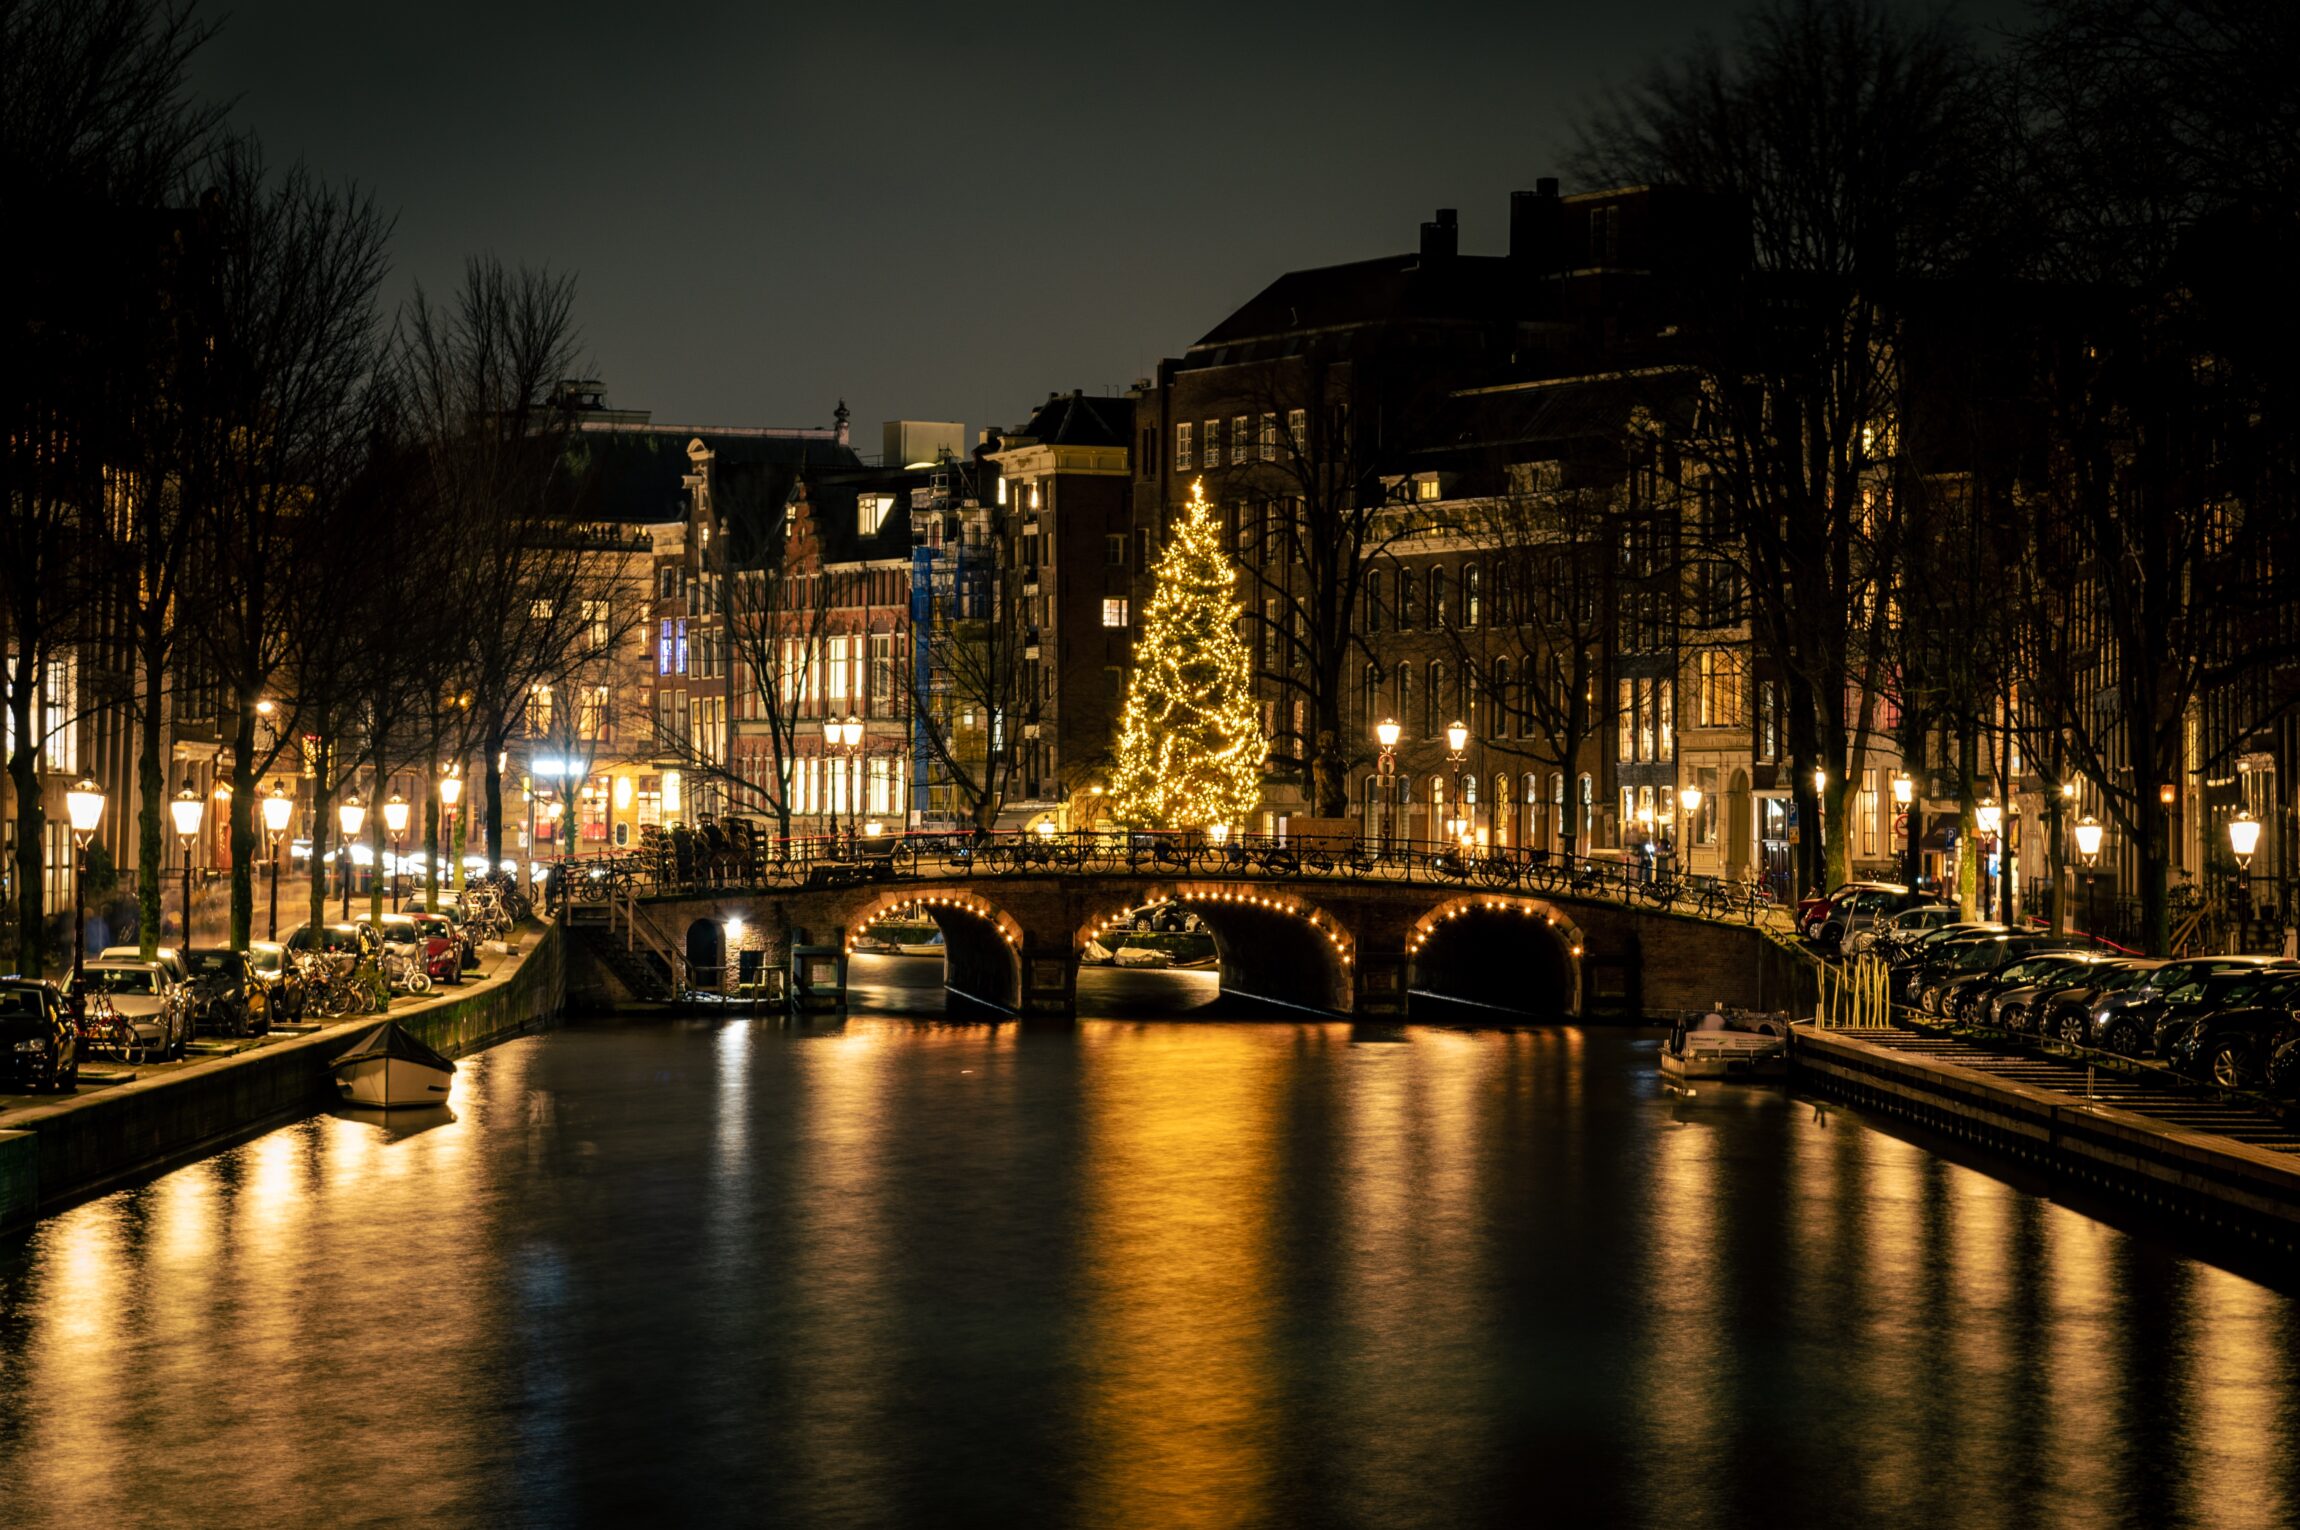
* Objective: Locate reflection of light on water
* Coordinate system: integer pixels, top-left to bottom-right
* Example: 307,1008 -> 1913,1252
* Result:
1078,1025 -> 1278,1527
715,1017 -> 752,1170
2178,1264 -> 2292,1528
2043,1202 -> 2114,1515
1636,1064 -> 1722,1530
782,1020 -> 895,1525
241,1127 -> 306,1236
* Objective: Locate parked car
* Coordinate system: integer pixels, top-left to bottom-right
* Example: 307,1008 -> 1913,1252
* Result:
1940,950 -> 2103,1023
1891,925 -> 2013,1001
182,948 -> 261,1037
1800,882 -> 1926,945
0,978 -> 77,1092
1910,932 -> 2089,1014
97,944 -> 191,988
75,959 -> 191,1063
2267,1037 -> 2300,1098
2002,957 -> 2157,1035
285,921 -> 380,975
1848,902 -> 1963,957
2079,956 -> 2296,1054
2168,1002 -> 2300,1090
408,913 -> 465,984
246,940 -> 304,1025
408,900 -> 480,970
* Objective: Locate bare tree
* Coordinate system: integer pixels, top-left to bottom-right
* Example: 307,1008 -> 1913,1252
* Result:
1,0 -> 220,973
1571,0 -> 1991,894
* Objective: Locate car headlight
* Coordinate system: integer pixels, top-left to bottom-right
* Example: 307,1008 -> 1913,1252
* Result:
2095,1010 -> 2111,1024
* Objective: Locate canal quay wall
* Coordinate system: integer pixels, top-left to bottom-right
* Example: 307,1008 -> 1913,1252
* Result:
0,924 -> 564,1236
1793,1026 -> 2300,1256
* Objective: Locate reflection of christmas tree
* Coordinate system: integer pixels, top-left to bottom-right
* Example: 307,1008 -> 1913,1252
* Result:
1109,479 -> 1267,831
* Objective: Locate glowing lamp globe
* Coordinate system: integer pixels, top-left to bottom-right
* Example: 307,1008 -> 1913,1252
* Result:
1892,774 -> 1914,806
262,784 -> 295,836
338,794 -> 365,839
382,792 -> 410,837
1679,784 -> 1703,814
440,772 -> 463,808
1446,721 -> 1468,754
2074,815 -> 2104,863
1375,718 -> 1401,751
66,779 -> 106,838
1975,799 -> 2002,836
2228,810 -> 2262,867
169,784 -> 204,840
1209,822 -> 1230,847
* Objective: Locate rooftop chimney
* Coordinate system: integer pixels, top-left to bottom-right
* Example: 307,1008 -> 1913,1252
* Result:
1419,207 -> 1458,261
1510,181 -> 1564,271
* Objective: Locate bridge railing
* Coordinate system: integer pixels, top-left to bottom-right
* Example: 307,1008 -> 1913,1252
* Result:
554,829 -> 1795,933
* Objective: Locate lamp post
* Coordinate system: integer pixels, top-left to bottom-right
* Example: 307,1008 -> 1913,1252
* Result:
1893,772 -> 1917,887
337,793 -> 364,920
1375,717 -> 1401,853
1976,797 -> 2003,920
440,769 -> 464,896
1679,782 -> 1703,871
383,791 -> 410,911
2229,809 -> 2262,942
823,714 -> 863,847
170,781 -> 204,948
2075,814 -> 2104,939
66,779 -> 106,988
1445,719 -> 1469,849
262,783 -> 294,940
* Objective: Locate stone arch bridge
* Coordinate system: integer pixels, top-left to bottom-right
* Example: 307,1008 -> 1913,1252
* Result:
576,838 -> 1809,1021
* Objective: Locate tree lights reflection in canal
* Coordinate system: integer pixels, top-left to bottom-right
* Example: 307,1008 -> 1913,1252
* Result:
0,1002 -> 2295,1528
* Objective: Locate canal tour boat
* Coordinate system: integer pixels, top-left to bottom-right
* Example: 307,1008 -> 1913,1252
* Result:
1658,1011 -> 1789,1082
329,1021 -> 455,1109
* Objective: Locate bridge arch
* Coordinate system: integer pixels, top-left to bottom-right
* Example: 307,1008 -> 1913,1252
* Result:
845,889 -> 1024,1012
1074,881 -> 1356,1014
1406,894 -> 1582,1019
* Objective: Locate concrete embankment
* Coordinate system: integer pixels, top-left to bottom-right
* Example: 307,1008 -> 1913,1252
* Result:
0,924 -> 563,1236
1794,1025 -> 2300,1255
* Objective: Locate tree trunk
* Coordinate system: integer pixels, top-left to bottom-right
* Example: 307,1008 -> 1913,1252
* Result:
367,742 -> 386,922
483,721 -> 508,869
2138,790 -> 2171,956
309,775 -> 334,935
10,680 -> 46,980
1955,727 -> 1980,920
137,635 -> 166,957
424,788 -> 440,908
228,702 -> 257,950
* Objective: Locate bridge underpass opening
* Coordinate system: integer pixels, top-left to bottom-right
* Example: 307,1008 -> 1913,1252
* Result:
1075,899 -> 1221,1017
847,892 -> 1022,1016
1408,900 -> 1579,1021
1081,888 -> 1355,1017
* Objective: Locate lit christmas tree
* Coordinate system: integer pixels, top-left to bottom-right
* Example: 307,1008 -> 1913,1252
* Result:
1108,479 -> 1268,831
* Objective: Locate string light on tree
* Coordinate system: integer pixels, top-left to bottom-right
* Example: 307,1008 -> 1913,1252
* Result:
1108,478 -> 1268,831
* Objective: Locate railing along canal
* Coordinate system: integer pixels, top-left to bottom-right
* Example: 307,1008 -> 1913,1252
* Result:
557,830 -> 1795,932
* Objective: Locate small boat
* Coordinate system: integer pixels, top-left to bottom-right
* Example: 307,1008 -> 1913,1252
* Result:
1080,940 -> 1115,966
1659,1013 -> 1788,1081
895,930 -> 946,958
1113,945 -> 1176,969
330,1021 -> 456,1109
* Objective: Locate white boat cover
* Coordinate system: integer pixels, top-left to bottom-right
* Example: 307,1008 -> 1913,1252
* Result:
329,1021 -> 456,1076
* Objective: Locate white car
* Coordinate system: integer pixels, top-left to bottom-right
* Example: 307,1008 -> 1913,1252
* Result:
98,944 -> 191,988
78,960 -> 192,1063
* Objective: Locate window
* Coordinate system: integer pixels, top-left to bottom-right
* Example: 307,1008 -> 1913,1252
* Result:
1618,679 -> 1635,761
531,597 -> 555,621
527,684 -> 553,738
996,475 -> 1008,506
1697,649 -> 1746,728
1758,680 -> 1779,761
1259,413 -> 1276,461
827,636 -> 849,704
1106,535 -> 1126,566
1429,567 -> 1447,627
1493,658 -> 1512,739
584,600 -> 610,652
1287,408 -> 1306,452
1426,662 -> 1444,737
37,652 -> 77,773
1102,598 -> 1129,628
1365,569 -> 1383,633
1638,680 -> 1656,761
1396,568 -> 1415,630
1462,564 -> 1480,627
1363,664 -> 1380,731
675,619 -> 688,675
1657,679 -> 1673,759
578,685 -> 608,741
1415,477 -> 1441,502
858,493 -> 895,535
1176,423 -> 1193,471
1232,416 -> 1249,465
1205,420 -> 1221,467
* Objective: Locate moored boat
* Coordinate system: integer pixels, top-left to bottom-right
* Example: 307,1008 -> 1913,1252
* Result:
330,1021 -> 456,1108
1658,1013 -> 1788,1081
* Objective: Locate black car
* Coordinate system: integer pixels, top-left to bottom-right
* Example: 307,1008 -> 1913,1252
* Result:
1,978 -> 78,1092
1891,925 -> 2013,999
2168,1003 -> 2300,1090
1940,951 -> 2102,1023
2026,958 -> 2164,1040
1911,933 -> 2087,1015
183,948 -> 260,1037
2080,957 -> 2296,1054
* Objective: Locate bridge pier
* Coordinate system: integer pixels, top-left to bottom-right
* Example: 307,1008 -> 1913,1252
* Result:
1353,946 -> 1411,1018
1020,941 -> 1077,1017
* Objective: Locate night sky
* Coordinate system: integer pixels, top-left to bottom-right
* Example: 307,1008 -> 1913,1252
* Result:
190,0 -> 2015,445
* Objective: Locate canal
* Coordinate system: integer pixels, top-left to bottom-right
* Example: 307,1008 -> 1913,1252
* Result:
1,957 -> 2295,1528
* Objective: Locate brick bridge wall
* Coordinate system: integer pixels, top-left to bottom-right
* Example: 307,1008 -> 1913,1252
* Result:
631,877 -> 1809,1021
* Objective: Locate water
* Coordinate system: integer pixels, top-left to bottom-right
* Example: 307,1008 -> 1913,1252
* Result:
2,957 -> 2296,1529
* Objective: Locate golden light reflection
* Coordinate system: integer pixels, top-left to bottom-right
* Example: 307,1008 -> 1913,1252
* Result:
2175,1263 -> 2293,1529
1078,1024 -> 1281,1528
1636,1063 -> 1725,1530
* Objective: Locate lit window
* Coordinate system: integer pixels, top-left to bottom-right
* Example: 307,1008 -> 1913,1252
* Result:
1175,424 -> 1193,471
1416,477 -> 1440,502
1205,420 -> 1221,467
1102,598 -> 1129,628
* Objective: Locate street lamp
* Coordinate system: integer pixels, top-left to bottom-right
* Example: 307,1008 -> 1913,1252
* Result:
170,781 -> 204,947
1209,821 -> 1230,848
2229,808 -> 2262,930
1679,782 -> 1703,864
1445,719 -> 1469,849
1893,772 -> 1917,887
1375,717 -> 1401,852
1976,797 -> 2003,919
824,714 -> 863,846
439,768 -> 464,897
66,778 -> 105,989
383,791 -> 410,910
337,793 -> 364,920
262,783 -> 294,940
2075,813 -> 2104,938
